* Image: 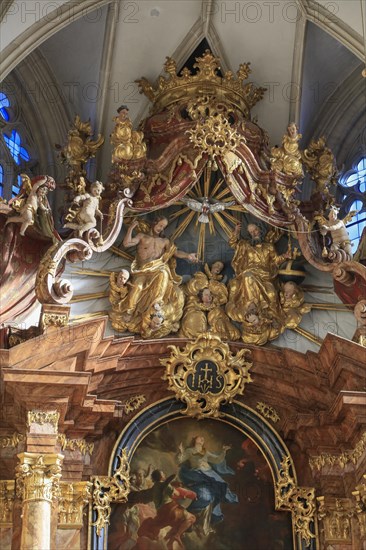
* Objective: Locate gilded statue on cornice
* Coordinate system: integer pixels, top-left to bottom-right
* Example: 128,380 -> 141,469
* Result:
110,216 -> 199,338
271,123 -> 303,179
226,222 -> 305,345
179,261 -> 240,341
111,105 -> 147,163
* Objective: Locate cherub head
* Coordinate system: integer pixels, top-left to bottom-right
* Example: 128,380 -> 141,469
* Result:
283,281 -> 298,301
211,261 -> 224,276
116,269 -> 130,287
198,288 -> 213,305
287,122 -> 299,139
117,105 -> 129,121
90,181 -> 104,197
328,205 -> 340,221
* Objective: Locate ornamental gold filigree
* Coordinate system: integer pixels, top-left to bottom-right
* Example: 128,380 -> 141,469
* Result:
92,448 -> 130,536
123,394 -> 146,415
186,110 -> 244,163
275,456 -> 316,546
136,50 -> 266,117
58,481 -> 92,528
317,496 -> 354,542
0,481 -> 15,525
302,137 -> 337,203
256,402 -> 280,423
0,432 -> 25,449
161,332 -> 253,419
27,410 -> 60,430
309,432 -> 366,471
57,434 -> 94,456
15,453 -> 63,503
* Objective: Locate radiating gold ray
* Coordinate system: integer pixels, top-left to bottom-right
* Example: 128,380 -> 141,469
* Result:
308,303 -> 355,311
226,205 -> 246,212
70,292 -> 109,303
213,212 -> 232,237
292,326 -> 323,346
209,217 -> 215,235
220,209 -> 240,226
215,187 -> 231,200
110,246 -> 134,261
301,285 -> 334,295
70,311 -> 108,321
170,210 -> 195,241
210,178 -> 225,198
198,221 -> 206,260
204,165 -> 211,197
71,269 -> 111,277
169,206 -> 190,221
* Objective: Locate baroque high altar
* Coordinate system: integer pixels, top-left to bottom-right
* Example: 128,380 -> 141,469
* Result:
0,51 -> 366,550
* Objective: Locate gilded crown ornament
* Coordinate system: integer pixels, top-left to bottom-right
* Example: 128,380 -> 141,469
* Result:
136,50 -> 266,116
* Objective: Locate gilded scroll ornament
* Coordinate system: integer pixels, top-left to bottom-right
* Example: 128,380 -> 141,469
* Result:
161,332 -> 253,419
27,410 -> 60,429
15,453 -> 63,503
58,481 -> 92,528
0,432 -> 25,449
275,456 -> 316,546
256,402 -> 280,423
309,431 -> 366,470
57,434 -> 94,456
0,481 -> 15,525
122,394 -> 146,415
92,448 -> 130,536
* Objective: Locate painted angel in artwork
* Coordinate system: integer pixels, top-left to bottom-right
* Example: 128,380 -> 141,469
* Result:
315,205 -> 356,260
181,196 -> 235,223
64,180 -> 104,237
5,174 -> 59,241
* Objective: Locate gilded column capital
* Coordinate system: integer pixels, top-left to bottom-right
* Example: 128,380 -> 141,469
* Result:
27,411 -> 60,431
58,481 -> 92,529
15,452 -> 63,504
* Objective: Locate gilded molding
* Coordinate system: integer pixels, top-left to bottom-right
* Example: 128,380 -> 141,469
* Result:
92,448 -> 130,536
309,432 -> 366,471
316,496 -> 353,543
161,332 -> 253,419
15,453 -> 63,504
256,402 -> 280,423
58,481 -> 92,529
57,434 -> 94,456
275,456 -> 316,546
123,394 -> 146,415
27,410 -> 60,430
0,481 -> 15,526
0,432 -> 25,449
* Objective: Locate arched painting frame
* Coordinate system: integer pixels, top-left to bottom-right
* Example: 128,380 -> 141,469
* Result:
90,398 -> 318,550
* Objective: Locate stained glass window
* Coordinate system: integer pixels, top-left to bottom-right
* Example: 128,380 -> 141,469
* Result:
4,130 -> 30,165
0,92 -> 10,122
339,158 -> 366,249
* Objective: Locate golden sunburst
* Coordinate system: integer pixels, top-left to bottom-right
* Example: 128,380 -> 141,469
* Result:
170,165 -> 245,259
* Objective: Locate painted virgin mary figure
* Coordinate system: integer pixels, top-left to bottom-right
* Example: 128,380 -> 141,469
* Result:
177,436 -> 238,536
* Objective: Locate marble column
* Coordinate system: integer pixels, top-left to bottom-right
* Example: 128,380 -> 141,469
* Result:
16,452 -> 63,550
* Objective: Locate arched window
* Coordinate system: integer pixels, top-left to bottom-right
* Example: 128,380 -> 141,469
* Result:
0,90 -> 35,200
338,157 -> 366,249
